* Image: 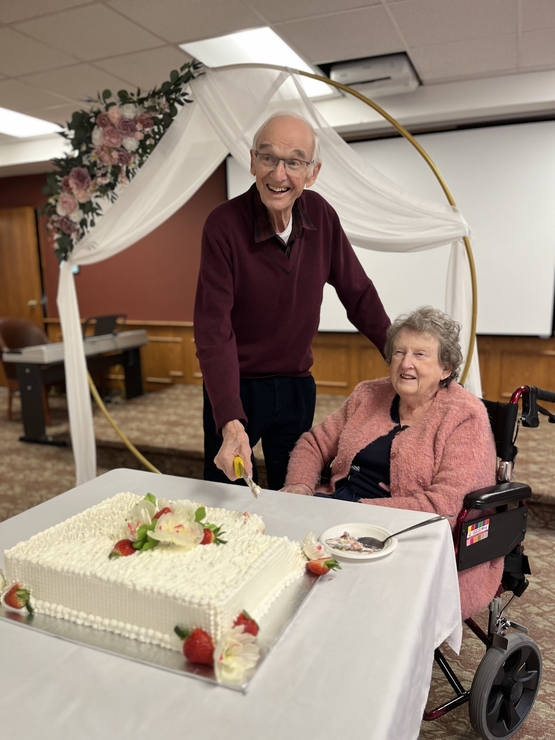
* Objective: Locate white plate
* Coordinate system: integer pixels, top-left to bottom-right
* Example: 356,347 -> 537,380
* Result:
320,523 -> 398,561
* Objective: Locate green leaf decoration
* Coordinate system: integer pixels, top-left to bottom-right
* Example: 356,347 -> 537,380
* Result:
143,493 -> 157,505
194,506 -> 206,523
43,59 -> 203,262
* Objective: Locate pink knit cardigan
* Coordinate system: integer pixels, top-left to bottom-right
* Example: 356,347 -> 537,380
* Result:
285,377 -> 503,620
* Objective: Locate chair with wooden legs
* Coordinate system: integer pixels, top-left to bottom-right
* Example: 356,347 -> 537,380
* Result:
0,317 -> 52,425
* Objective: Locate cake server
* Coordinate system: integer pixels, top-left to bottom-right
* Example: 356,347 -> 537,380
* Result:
233,456 -> 261,498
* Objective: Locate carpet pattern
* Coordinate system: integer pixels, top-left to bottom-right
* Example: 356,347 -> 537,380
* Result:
0,384 -> 553,738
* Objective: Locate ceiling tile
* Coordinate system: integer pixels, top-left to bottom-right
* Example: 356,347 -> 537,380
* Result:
245,0 -> 381,25
26,103 -> 85,126
521,0 -> 555,32
108,0 -> 262,44
391,0 -> 517,47
0,28 -> 78,76
93,47 -> 193,90
275,6 -> 403,65
521,29 -> 555,68
410,35 -> 518,83
20,64 -> 133,103
0,0 -> 91,24
14,5 -> 164,61
0,79 -> 75,113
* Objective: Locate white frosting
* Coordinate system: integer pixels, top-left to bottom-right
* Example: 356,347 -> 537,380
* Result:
4,493 -> 305,651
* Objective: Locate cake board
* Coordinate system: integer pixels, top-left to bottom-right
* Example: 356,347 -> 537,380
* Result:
0,572 -> 318,692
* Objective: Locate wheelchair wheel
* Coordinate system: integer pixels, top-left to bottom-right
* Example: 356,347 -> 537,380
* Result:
469,633 -> 542,740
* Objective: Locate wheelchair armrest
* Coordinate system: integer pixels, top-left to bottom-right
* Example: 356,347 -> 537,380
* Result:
464,481 -> 532,510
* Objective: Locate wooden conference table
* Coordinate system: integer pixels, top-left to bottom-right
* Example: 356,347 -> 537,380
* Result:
0,469 -> 462,740
2,329 -> 147,445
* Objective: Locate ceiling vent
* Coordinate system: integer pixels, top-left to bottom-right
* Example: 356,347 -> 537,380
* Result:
328,53 -> 420,98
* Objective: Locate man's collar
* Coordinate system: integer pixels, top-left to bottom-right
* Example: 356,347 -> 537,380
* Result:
251,185 -> 316,244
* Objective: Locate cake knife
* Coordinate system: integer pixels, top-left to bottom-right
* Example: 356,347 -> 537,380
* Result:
233,456 -> 261,498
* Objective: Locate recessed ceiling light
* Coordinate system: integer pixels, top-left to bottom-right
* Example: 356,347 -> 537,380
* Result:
0,107 -> 63,138
180,27 -> 333,98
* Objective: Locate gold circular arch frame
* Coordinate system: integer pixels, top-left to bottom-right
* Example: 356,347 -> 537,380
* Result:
298,69 -> 477,385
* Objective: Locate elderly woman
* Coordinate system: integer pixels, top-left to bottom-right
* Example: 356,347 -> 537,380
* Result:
283,306 -> 502,619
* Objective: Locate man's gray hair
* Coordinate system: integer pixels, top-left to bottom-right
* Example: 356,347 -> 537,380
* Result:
383,306 -> 463,388
251,112 -> 321,167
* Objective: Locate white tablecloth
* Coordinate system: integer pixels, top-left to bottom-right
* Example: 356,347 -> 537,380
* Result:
0,469 -> 462,740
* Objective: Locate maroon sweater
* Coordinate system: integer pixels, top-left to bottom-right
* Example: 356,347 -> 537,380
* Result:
194,185 -> 390,432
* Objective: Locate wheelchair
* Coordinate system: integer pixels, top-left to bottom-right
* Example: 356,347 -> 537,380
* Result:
422,385 -> 554,739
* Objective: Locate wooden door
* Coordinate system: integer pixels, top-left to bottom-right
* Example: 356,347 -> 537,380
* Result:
0,207 -> 45,385
0,207 -> 45,326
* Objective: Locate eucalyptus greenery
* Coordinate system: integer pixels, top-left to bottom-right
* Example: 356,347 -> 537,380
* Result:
42,60 -> 202,262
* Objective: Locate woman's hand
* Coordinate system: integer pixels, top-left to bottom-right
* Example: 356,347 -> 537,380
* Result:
281,483 -> 313,496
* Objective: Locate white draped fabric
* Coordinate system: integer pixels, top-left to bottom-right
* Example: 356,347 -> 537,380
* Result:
56,64 -> 479,485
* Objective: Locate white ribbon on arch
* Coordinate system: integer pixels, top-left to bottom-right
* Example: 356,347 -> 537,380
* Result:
56,64 -> 479,485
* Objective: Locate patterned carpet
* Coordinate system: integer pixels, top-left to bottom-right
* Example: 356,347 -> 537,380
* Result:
0,384 -> 553,738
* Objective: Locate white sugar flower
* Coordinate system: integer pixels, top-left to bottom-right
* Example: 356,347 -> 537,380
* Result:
302,532 -> 331,561
122,136 -> 139,152
214,626 -> 260,686
126,499 -> 156,539
149,513 -> 203,549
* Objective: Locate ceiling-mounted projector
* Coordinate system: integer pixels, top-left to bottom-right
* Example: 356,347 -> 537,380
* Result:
329,53 -> 420,98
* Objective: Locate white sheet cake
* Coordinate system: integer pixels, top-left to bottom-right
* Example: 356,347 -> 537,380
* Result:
3,492 -> 305,651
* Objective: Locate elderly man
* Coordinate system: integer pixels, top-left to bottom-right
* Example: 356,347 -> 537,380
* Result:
194,112 -> 390,490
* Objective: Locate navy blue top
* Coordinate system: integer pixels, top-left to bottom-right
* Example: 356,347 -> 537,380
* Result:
331,395 -> 408,502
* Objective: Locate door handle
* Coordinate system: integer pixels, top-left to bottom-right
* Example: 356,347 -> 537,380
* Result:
27,299 -> 38,307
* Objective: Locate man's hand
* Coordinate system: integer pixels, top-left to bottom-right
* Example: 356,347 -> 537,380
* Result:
214,420 -> 253,481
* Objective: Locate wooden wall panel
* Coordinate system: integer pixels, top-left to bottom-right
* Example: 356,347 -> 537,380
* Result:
33,322 -> 555,408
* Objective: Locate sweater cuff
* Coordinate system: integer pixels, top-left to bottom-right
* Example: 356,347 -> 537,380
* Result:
213,398 -> 248,436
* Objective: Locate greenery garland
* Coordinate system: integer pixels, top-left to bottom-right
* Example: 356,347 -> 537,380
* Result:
43,60 -> 202,262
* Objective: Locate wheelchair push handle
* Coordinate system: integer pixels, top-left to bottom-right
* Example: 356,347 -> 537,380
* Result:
534,387 -> 555,404
511,385 -> 555,427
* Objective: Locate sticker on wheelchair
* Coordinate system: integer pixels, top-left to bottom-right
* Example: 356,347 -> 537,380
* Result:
466,518 -> 490,546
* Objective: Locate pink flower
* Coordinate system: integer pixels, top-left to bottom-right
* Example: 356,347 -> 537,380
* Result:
136,112 -> 154,130
116,117 -> 136,136
134,131 -> 144,141
101,127 -> 122,148
57,193 -> 78,215
69,167 -> 91,193
107,107 -> 122,124
97,146 -> 114,165
116,148 -> 132,166
96,112 -> 112,129
57,216 -> 79,235
61,176 -> 72,193
73,189 -> 91,204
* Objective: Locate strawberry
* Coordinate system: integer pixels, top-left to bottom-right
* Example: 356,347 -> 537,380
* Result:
234,610 -> 259,636
174,626 -> 214,665
3,583 -> 33,614
306,557 -> 341,576
152,506 -> 172,520
109,539 -> 136,559
200,524 -> 227,546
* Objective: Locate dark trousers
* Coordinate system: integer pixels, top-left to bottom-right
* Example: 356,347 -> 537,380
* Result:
203,376 -> 316,491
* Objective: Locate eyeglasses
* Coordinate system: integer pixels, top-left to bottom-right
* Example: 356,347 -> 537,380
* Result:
254,151 -> 314,173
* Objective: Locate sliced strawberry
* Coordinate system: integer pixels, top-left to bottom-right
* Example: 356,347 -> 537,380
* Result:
200,524 -> 227,546
174,625 -> 214,665
152,506 -> 172,520
109,539 -> 136,559
3,583 -> 33,614
306,557 -> 341,576
234,609 -> 259,636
